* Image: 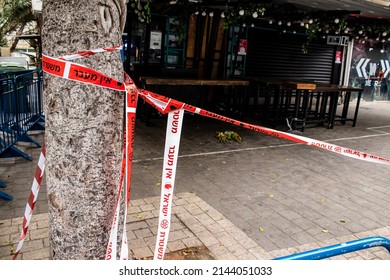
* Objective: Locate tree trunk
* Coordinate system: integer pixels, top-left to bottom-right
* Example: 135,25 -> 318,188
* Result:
41,0 -> 126,259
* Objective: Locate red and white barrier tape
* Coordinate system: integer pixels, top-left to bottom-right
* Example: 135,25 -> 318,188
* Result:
42,54 -> 126,92
59,46 -> 122,61
154,109 -> 185,260
106,87 -> 137,260
120,82 -> 138,260
12,145 -> 46,260
105,134 -> 126,260
139,90 -> 390,165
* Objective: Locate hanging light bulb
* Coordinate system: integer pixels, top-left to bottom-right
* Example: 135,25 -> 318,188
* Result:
287,22 -> 291,26
300,22 -> 305,27
195,10 -> 199,15
278,21 -> 282,25
239,9 -> 245,16
243,23 -> 246,27
202,10 -> 206,16
382,32 -> 388,37
209,11 -> 214,17
308,19 -> 313,24
269,20 -> 273,24
359,30 -> 363,34
253,12 -> 258,18
293,30 -> 296,34
221,12 -> 225,18
334,18 -> 340,24
251,23 -> 255,27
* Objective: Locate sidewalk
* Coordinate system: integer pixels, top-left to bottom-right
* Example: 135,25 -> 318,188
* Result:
1,100 -> 390,260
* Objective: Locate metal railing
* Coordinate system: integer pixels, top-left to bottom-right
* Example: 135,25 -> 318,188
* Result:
0,181 -> 13,201
0,69 -> 44,161
273,236 -> 390,260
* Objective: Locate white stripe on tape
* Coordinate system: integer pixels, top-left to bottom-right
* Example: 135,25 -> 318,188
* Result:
153,109 -> 185,260
24,204 -> 32,225
31,179 -> 39,201
38,154 -> 45,172
63,61 -> 71,79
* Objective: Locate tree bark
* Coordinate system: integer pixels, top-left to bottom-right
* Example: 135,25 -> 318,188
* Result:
42,0 -> 126,259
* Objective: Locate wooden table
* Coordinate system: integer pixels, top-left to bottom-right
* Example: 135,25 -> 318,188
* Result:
139,77 -> 250,124
140,77 -> 249,87
314,85 -> 363,129
260,81 -> 317,131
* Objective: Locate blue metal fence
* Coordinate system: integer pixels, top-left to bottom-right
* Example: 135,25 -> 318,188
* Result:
0,181 -> 13,201
274,236 -> 390,260
0,69 -> 44,161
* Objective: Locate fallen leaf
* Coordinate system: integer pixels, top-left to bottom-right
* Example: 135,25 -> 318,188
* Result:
268,194 -> 274,198
259,227 -> 265,233
322,229 -> 329,233
136,215 -> 143,219
183,249 -> 193,255
339,219 -> 346,223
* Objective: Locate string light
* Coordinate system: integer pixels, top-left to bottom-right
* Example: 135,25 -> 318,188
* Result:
187,3 -> 390,43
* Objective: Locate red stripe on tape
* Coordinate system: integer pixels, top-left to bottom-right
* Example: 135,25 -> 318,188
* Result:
13,145 -> 46,260
42,55 -> 66,77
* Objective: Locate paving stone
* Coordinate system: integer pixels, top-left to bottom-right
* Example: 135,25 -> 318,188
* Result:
134,228 -> 154,239
29,228 -> 49,240
132,246 -> 153,259
196,230 -> 220,247
167,240 -> 186,252
21,247 -> 50,260
181,237 -> 203,248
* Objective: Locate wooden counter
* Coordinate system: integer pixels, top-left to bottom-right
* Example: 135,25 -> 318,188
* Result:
140,77 -> 249,86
